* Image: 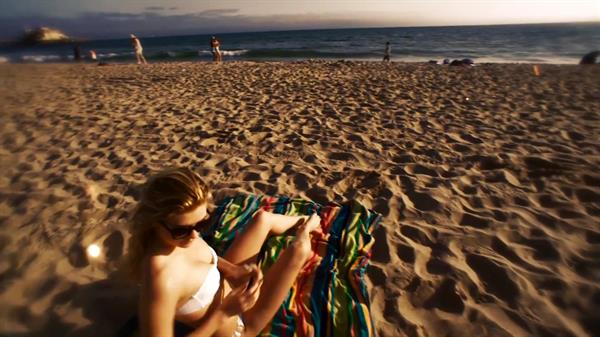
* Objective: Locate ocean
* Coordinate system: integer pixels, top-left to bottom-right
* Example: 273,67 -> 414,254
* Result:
1,23 -> 599,64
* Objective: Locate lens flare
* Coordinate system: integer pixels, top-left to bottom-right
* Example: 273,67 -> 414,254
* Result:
87,244 -> 101,258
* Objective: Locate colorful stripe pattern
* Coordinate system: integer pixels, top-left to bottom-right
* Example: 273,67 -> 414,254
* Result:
203,194 -> 382,337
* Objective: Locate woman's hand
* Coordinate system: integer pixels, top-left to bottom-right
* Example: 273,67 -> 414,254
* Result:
227,263 -> 263,289
219,268 -> 263,317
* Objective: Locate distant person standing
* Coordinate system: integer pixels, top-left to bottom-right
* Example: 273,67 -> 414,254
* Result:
131,34 -> 147,64
210,36 -> 222,62
73,44 -> 81,61
383,41 -> 391,62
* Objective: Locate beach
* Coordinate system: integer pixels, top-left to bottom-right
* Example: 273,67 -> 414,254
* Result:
0,61 -> 599,337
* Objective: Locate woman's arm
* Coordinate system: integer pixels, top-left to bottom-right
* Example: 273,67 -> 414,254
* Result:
139,273 -> 178,337
218,256 -> 265,291
217,256 -> 242,278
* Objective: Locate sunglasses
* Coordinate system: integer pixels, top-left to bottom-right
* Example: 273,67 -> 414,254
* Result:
160,211 -> 212,240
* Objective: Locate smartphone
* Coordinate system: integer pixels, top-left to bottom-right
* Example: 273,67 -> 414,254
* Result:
245,276 -> 255,291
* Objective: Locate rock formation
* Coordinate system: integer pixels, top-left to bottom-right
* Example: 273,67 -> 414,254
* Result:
20,27 -> 73,45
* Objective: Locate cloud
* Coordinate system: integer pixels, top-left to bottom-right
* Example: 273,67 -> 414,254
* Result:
0,9 -> 417,40
144,6 -> 178,11
83,12 -> 151,21
195,9 -> 240,16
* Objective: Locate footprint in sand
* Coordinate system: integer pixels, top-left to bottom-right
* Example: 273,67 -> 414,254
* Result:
327,152 -> 356,161
475,155 -> 506,170
560,130 -> 585,141
575,188 -> 600,203
29,277 -> 59,299
522,238 -> 560,261
492,237 -> 528,264
459,212 -> 490,229
357,171 -> 381,189
396,243 -> 415,264
67,243 -> 88,268
466,253 -> 519,306
241,171 -> 262,181
400,225 -> 434,246
585,230 -> 600,244
292,173 -> 310,190
426,258 -> 453,275
400,190 -> 440,212
556,209 -> 584,219
305,186 -> 329,205
523,156 -> 567,178
459,132 -> 483,144
451,143 -> 471,153
367,265 -> 387,286
371,226 -> 391,263
103,230 -> 124,261
424,278 -> 465,314
581,174 -> 600,187
97,193 -> 119,209
391,154 -> 415,164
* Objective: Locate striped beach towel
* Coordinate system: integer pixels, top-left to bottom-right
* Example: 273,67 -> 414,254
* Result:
203,194 -> 382,337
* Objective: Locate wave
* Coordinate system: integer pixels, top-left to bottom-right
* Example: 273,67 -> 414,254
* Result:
97,52 -> 128,58
153,50 -> 196,59
196,49 -> 248,56
221,49 -> 249,56
21,54 -> 65,62
3,43 -> 588,65
143,49 -> 249,60
4,49 -> 251,63
244,48 -> 372,59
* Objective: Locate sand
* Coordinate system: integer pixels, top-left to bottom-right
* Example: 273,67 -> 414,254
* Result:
0,61 -> 598,337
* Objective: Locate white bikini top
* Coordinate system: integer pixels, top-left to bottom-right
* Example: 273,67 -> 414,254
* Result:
176,246 -> 221,315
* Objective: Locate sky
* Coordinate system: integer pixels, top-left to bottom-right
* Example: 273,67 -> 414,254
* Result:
0,0 -> 598,39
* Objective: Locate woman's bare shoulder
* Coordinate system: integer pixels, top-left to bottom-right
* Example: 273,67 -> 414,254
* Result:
140,253 -> 182,291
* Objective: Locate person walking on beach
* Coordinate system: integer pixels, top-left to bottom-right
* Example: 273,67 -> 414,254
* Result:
131,34 -> 147,64
383,41 -> 391,62
129,167 -> 322,337
211,36 -> 222,62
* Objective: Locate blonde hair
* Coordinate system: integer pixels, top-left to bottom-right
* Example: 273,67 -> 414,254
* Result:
127,167 -> 212,280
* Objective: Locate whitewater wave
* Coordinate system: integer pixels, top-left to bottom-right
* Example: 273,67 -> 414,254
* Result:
198,49 -> 248,56
97,52 -> 127,59
221,49 -> 249,56
0,56 -> 9,63
21,54 -> 64,62
244,49 -> 372,59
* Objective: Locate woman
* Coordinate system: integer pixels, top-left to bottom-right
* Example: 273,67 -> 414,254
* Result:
210,36 -> 222,62
131,33 -> 147,65
128,167 -> 321,337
